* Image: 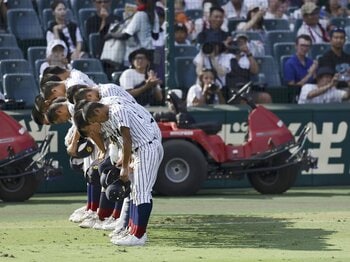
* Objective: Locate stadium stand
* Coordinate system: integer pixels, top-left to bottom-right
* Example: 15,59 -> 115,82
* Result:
0,59 -> 31,93
0,34 -> 18,47
71,58 -> 104,73
174,45 -> 198,57
3,73 -> 39,108
174,56 -> 196,92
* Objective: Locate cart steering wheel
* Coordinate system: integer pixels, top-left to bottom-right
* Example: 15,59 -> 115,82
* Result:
227,81 -> 252,104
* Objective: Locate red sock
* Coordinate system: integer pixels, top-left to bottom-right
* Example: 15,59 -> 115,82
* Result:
97,208 -> 114,220
112,209 -> 121,219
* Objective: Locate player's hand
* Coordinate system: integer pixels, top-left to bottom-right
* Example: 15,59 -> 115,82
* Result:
97,150 -> 105,160
67,144 -> 77,157
120,167 -> 129,182
99,7 -> 109,19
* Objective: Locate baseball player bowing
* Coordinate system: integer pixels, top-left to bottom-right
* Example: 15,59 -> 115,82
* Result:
83,101 -> 163,246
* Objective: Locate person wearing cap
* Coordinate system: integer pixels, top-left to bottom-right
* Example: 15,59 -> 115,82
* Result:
39,39 -> 70,78
226,33 -> 272,103
297,2 -> 330,44
298,66 -> 350,103
119,48 -> 163,106
236,4 -> 266,34
318,27 -> 350,87
283,34 -> 318,91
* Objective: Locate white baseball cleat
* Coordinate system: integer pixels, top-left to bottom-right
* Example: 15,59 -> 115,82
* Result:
69,206 -> 87,222
101,217 -> 118,231
110,228 -> 130,242
112,233 -> 147,246
79,212 -> 99,228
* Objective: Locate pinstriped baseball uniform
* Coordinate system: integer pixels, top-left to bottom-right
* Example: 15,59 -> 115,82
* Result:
98,83 -> 136,103
102,102 -> 163,205
100,96 -> 161,142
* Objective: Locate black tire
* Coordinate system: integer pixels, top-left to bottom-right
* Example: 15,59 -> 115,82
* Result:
0,160 -> 40,202
248,154 -> 301,194
155,140 -> 207,196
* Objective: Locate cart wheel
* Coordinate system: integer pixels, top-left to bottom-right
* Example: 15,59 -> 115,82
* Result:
0,161 -> 40,202
155,140 -> 207,196
248,154 -> 300,194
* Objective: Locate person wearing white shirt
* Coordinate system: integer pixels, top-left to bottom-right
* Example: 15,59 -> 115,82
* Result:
298,66 -> 350,104
222,0 -> 248,19
187,68 -> 225,107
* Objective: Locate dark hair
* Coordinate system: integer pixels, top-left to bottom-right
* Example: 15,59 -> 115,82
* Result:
40,74 -> 62,89
66,84 -> 88,104
203,0 -> 220,8
82,101 -> 105,122
296,34 -> 312,44
209,6 -> 225,16
46,101 -> 66,124
174,23 -> 188,33
330,27 -> 346,38
51,0 -> 67,11
247,8 -> 264,30
199,68 -> 215,86
73,110 -> 89,138
74,99 -> 90,112
74,87 -> 95,104
31,106 -> 46,126
43,65 -> 67,76
42,81 -> 63,100
34,94 -> 46,113
138,0 -> 156,26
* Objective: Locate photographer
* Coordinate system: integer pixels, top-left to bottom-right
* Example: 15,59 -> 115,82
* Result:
186,69 -> 225,107
226,33 -> 272,103
298,66 -> 350,104
193,41 -> 234,92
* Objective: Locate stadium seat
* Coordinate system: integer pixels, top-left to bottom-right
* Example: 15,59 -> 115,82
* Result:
42,8 -> 75,31
34,58 -> 46,81
293,18 -> 303,36
185,9 -> 203,20
71,58 -> 104,72
264,19 -> 291,31
7,0 -> 34,9
329,17 -> 350,28
27,46 -> 46,72
344,42 -> 350,54
113,8 -> 125,21
7,9 -> 46,52
265,30 -> 295,55
174,56 -> 196,91
0,34 -> 18,47
78,8 -> 97,40
111,71 -> 123,85
3,73 -> 39,108
174,45 -> 198,57
86,72 -> 109,84
227,18 -> 245,33
273,42 -> 295,75
280,55 -> 292,83
254,56 -> 281,88
71,0 -> 93,18
0,47 -> 24,60
310,43 -> 330,59
88,32 -> 102,58
232,31 -> 265,42
0,59 -> 31,93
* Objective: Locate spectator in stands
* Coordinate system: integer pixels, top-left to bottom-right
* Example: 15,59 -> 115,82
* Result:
47,0 -> 85,60
113,0 -> 160,67
193,1 -> 228,41
236,4 -> 266,42
175,0 -> 193,33
119,48 -> 163,106
86,0 -> 115,58
318,27 -> 350,87
222,0 -> 248,19
186,68 -> 225,107
197,6 -> 232,48
297,2 -> 330,43
283,34 -> 318,89
298,66 -> 350,103
324,0 -> 349,18
152,6 -> 165,84
264,0 -> 289,19
183,0 -> 204,10
225,33 -> 272,103
40,39 -> 71,77
174,23 -> 191,45
193,42 -> 234,94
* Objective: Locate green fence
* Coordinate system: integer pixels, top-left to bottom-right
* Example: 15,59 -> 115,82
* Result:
6,103 -> 350,192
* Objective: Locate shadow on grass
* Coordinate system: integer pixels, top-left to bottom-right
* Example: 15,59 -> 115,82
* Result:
149,215 -> 339,251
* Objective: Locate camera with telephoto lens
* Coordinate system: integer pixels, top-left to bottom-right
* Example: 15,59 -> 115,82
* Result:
202,42 -> 215,55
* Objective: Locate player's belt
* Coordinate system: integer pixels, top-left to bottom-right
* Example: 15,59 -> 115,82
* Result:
133,137 -> 157,153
